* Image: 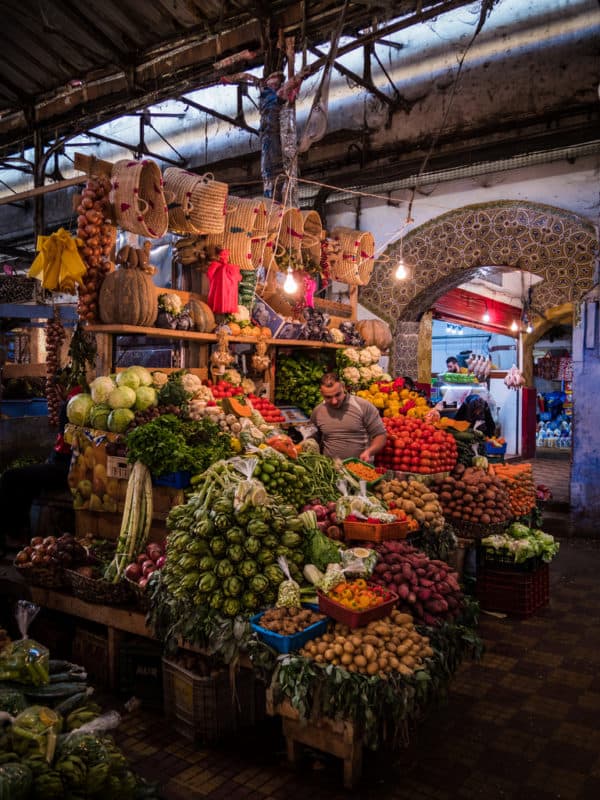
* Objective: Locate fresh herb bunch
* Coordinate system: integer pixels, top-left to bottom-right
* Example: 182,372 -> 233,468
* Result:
275,352 -> 331,416
157,371 -> 189,410
125,414 -> 233,477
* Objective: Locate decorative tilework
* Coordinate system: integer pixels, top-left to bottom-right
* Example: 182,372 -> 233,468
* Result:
359,202 -> 597,377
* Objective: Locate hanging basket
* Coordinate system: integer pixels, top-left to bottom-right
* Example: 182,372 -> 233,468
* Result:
330,227 -> 375,285
301,210 -> 323,265
207,198 -> 268,270
110,159 -> 169,239
163,168 -> 228,235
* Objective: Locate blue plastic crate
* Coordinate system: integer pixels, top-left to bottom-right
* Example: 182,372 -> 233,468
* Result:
485,442 -> 507,455
250,603 -> 330,653
152,470 -> 192,488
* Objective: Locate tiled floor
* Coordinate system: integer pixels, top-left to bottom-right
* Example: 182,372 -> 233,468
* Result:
109,456 -> 598,800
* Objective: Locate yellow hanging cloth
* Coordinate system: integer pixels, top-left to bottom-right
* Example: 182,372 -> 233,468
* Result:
28,228 -> 87,293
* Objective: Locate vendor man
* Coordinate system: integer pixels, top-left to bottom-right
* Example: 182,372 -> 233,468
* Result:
308,372 -> 387,462
446,356 -> 461,373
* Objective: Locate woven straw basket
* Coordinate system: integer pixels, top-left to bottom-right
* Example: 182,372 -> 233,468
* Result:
110,159 -> 169,239
301,209 -> 323,266
331,226 -> 375,285
163,168 -> 228,235
207,197 -> 268,269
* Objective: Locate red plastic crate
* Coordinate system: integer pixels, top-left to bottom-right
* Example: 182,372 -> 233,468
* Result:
342,520 -> 410,543
475,563 -> 549,617
318,586 -> 398,629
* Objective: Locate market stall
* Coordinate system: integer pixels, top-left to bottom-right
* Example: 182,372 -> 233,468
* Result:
1,153 -> 561,793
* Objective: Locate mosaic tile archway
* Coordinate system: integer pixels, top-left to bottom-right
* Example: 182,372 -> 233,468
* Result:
359,201 -> 597,377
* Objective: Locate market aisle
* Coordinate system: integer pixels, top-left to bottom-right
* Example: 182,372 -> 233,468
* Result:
113,535 -> 600,800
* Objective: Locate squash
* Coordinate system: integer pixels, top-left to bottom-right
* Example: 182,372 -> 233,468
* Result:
188,296 -> 216,333
98,266 -> 157,326
355,319 -> 392,350
221,396 -> 252,418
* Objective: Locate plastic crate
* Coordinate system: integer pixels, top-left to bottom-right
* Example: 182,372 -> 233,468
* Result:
343,519 -> 410,543
477,547 -> 541,573
250,603 -> 330,653
162,658 -> 257,743
119,638 -> 163,708
318,586 -> 398,629
485,441 -> 507,455
152,470 -> 191,489
342,458 -> 382,487
475,563 -> 549,617
71,627 -> 109,687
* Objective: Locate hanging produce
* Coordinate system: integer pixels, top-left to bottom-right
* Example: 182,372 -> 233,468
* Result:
98,242 -> 157,327
45,309 -> 66,427
75,175 -> 116,321
210,328 -> 235,377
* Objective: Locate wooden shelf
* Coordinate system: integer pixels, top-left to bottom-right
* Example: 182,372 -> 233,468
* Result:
86,323 -> 344,349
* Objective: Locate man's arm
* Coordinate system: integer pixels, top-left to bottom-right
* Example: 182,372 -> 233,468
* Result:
359,433 -> 387,462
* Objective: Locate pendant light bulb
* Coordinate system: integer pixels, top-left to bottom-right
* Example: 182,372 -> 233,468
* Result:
394,259 -> 408,281
482,301 -> 490,323
283,267 -> 297,294
510,320 -> 519,332
526,322 -> 533,334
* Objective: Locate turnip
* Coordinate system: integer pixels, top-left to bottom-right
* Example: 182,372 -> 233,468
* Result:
156,556 -> 166,569
125,563 -> 142,581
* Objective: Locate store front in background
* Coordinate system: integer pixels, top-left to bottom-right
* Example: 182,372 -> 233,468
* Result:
533,325 -> 573,455
430,288 -> 522,457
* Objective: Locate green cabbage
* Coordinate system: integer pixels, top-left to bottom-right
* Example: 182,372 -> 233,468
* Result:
66,393 -> 94,426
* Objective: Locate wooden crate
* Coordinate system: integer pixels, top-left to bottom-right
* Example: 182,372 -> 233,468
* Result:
266,690 -> 362,788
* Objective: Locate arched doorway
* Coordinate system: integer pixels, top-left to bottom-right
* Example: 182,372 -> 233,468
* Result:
359,201 -> 596,517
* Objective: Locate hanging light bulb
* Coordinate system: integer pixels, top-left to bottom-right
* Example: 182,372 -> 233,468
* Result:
526,322 -> 533,334
283,266 -> 297,294
510,320 -> 519,332
482,301 -> 491,323
394,258 -> 408,280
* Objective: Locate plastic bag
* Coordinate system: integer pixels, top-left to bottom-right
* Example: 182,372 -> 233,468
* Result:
275,556 -> 301,608
12,705 -> 61,761
335,481 -> 395,523
341,547 -> 378,578
231,457 -> 267,512
0,602 -> 49,686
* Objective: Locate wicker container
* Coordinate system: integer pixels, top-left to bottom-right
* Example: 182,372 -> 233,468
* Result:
331,227 -> 375,285
14,561 -> 68,591
66,569 -> 133,606
450,518 -> 512,540
125,578 -> 151,613
110,158 -> 169,239
301,209 -> 323,265
163,168 -> 228,235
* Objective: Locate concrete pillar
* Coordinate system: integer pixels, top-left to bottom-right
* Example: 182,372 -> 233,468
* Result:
391,321 -> 420,379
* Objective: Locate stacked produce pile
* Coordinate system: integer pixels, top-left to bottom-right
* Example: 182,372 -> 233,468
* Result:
0,656 -> 161,799
299,609 -> 432,676
357,379 -> 429,418
275,352 -> 329,416
492,462 -> 537,517
480,521 -> 560,565
374,478 -> 445,535
432,463 -> 512,528
375,417 -> 458,475
247,394 -> 286,424
335,345 -> 389,391
370,541 -> 464,626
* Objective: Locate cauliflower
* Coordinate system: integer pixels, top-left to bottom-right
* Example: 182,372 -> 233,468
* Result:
223,369 -> 242,386
241,377 -> 256,394
342,347 -> 360,364
370,364 -> 384,379
381,372 -> 392,382
366,345 -> 382,362
342,366 -> 361,385
232,306 -> 251,323
328,328 -> 345,344
158,292 -> 183,315
181,372 -> 203,395
151,370 -> 168,389
359,349 -> 373,365
359,366 -> 373,382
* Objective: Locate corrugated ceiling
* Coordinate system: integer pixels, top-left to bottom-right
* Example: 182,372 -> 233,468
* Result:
0,0 -> 476,159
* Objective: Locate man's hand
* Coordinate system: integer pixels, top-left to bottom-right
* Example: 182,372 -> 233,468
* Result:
359,450 -> 373,462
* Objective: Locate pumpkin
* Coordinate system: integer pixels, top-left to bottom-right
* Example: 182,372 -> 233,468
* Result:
221,396 -> 252,418
98,267 -> 157,326
189,297 -> 216,333
355,319 -> 392,350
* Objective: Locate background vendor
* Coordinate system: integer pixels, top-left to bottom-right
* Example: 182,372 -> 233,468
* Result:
446,356 -> 461,373
308,372 -> 387,462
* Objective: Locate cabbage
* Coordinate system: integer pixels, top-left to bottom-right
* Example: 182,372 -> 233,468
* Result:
107,408 -> 135,433
89,404 -> 111,431
134,385 -> 158,411
116,369 -> 141,390
127,365 -> 153,386
108,386 -> 136,409
66,393 -> 94,427
89,375 -> 116,404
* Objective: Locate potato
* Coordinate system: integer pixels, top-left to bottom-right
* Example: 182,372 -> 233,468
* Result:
341,652 -> 353,666
354,654 -> 367,669
366,662 -> 379,675
343,641 -> 355,654
324,648 -> 335,661
363,644 -> 375,662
